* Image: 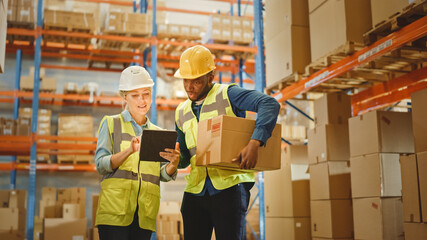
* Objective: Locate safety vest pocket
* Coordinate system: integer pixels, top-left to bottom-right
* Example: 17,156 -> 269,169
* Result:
142,186 -> 161,220
98,181 -> 131,216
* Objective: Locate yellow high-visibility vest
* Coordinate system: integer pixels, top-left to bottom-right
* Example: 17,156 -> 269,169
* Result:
95,114 -> 162,231
175,83 -> 255,194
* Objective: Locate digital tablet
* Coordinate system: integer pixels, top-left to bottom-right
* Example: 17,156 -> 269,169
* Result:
139,129 -> 178,162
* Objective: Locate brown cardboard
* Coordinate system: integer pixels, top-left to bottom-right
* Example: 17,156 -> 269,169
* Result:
34,216 -> 43,240
39,200 -> 62,218
313,92 -> 351,126
8,190 -> 26,209
44,218 -> 87,240
309,161 -> 351,200
266,25 -> 311,88
0,190 -> 8,207
265,0 -> 309,41
353,197 -> 404,240
92,227 -> 99,240
42,187 -> 57,201
63,203 -> 81,219
16,6 -> 34,23
371,0 -> 412,27
350,153 -> 402,198
0,230 -> 25,240
308,0 -> 328,12
309,0 -> 372,61
157,234 -> 180,240
411,88 -> 427,153
400,154 -> 422,222
417,151 -> 427,223
404,223 -> 427,240
0,208 -> 19,231
196,115 -> 281,171
157,221 -> 179,234
265,217 -> 311,240
310,199 -> 353,238
92,194 -> 99,227
348,110 -> 414,157
307,124 -> 350,164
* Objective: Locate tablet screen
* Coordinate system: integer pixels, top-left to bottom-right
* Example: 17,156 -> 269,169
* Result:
139,129 -> 178,162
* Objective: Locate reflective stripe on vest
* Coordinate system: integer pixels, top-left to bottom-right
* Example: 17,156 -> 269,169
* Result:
175,83 -> 255,194
101,169 -> 160,187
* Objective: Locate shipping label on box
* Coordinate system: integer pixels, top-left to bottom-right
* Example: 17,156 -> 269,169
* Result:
349,110 -> 414,157
196,115 -> 281,171
309,161 -> 351,200
400,154 -> 422,222
353,197 -> 403,240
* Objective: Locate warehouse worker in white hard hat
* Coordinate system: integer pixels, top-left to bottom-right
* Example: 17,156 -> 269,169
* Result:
174,45 -> 280,240
94,66 -> 180,240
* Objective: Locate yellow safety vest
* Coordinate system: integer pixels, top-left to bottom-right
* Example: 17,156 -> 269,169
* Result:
95,114 -> 162,231
175,83 -> 255,194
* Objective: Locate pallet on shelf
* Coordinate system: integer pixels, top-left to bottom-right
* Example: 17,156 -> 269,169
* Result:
364,0 -> 427,45
266,73 -> 304,94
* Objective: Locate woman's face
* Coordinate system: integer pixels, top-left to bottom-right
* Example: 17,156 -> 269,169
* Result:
124,87 -> 152,117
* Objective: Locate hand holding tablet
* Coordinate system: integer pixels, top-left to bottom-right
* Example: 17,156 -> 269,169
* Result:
139,129 -> 178,162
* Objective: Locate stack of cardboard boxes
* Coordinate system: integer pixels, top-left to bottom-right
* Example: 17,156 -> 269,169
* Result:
349,109 -> 414,239
400,88 -> 427,239
16,107 -> 52,162
265,0 -> 311,88
104,11 -> 152,35
0,117 -> 16,135
90,194 -> 99,240
20,67 -> 57,93
265,145 -> 311,239
44,9 -> 96,32
7,0 -> 35,25
308,0 -> 372,61
0,0 -> 7,73
370,0 -> 415,27
39,187 -> 87,240
57,114 -> 94,164
308,92 -> 354,239
205,14 -> 253,44
157,23 -> 201,40
0,190 -> 27,240
157,201 -> 183,240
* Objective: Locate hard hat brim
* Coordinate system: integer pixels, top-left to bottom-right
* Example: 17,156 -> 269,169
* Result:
118,82 -> 154,91
173,67 -> 216,80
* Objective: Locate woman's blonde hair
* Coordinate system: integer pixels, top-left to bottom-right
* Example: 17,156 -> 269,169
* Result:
119,90 -> 128,110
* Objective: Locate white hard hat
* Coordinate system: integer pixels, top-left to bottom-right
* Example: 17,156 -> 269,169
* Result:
119,66 -> 154,91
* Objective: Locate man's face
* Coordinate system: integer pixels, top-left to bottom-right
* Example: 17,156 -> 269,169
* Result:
183,74 -> 212,101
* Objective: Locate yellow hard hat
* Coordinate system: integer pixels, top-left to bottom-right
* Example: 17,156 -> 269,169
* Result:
174,45 -> 216,79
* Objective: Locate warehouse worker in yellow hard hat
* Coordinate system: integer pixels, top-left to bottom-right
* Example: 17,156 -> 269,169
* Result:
174,45 -> 280,240
94,66 -> 180,240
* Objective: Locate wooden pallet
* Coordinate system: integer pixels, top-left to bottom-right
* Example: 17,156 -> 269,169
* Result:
17,155 -> 52,164
265,73 -> 304,94
43,25 -> 93,49
364,0 -> 427,45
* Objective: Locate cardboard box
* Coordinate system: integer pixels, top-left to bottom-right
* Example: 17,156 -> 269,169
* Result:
404,223 -> 427,240
353,197 -> 404,240
351,153 -> 402,198
0,230 -> 25,240
307,124 -> 350,164
309,161 -> 351,200
266,25 -> 311,88
313,92 -> 351,126
157,234 -> 180,240
92,227 -> 99,240
157,221 -> 179,234
418,151 -> 427,223
196,115 -> 281,171
92,194 -> 99,227
310,199 -> 353,238
348,110 -> 414,157
265,217 -> 311,240
0,208 -> 19,231
44,218 -> 87,240
308,0 -> 328,13
180,25 -> 190,36
0,190 -> 8,207
241,18 -> 252,30
400,154 -> 422,222
39,200 -> 62,218
7,4 -> 17,21
8,190 -> 26,209
309,0 -> 372,61
411,88 -> 427,153
265,0 -> 309,41
63,203 -> 81,219
123,12 -> 148,23
34,216 -> 43,240
371,0 -> 412,27
190,26 -> 201,38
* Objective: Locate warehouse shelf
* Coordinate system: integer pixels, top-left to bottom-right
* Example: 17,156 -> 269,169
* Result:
272,15 -> 427,115
0,90 -> 185,109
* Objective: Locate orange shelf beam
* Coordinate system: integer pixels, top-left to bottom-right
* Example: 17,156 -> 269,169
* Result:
272,15 -> 427,103
351,66 -> 427,115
